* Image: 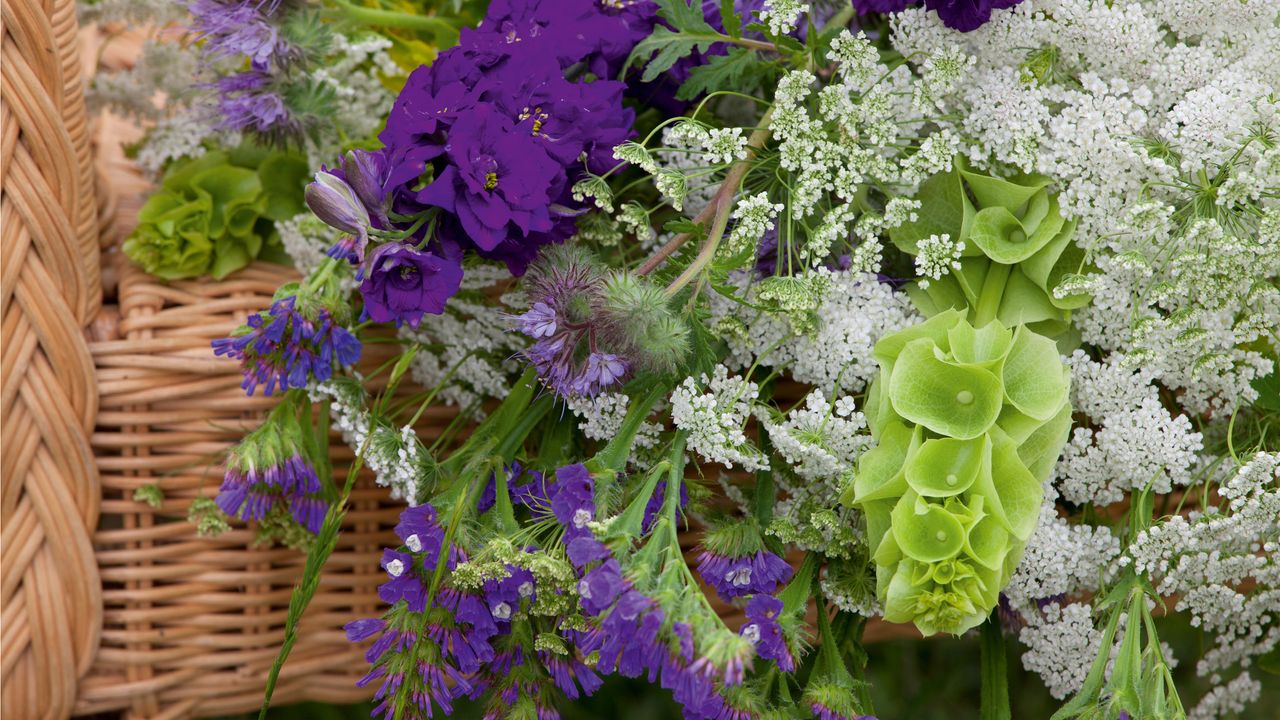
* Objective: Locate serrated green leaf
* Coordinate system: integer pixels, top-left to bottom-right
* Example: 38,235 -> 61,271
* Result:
718,0 -> 742,37
676,47 -> 760,101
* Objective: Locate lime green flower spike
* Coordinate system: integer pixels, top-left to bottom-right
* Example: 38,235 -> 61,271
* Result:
889,158 -> 1092,341
842,311 -> 1072,636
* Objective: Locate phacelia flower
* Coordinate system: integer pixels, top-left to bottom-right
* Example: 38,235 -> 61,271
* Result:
359,241 -> 464,326
212,294 -> 361,396
697,549 -> 794,601
187,0 -> 289,69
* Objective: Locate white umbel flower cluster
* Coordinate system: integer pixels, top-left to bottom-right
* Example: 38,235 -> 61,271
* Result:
758,0 -> 809,36
1019,602 -> 1103,700
762,390 -> 870,485
671,365 -> 768,472
311,380 -> 425,502
726,193 -> 784,256
1057,352 -> 1203,506
1126,453 -> 1280,685
1006,488 -> 1121,608
913,233 -> 964,288
711,270 -> 920,395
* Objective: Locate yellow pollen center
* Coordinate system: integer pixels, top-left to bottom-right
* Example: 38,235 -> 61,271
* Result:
484,172 -> 498,191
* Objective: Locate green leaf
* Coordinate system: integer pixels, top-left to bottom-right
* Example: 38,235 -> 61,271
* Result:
1252,360 -> 1280,412
718,0 -> 742,37
676,47 -> 759,101
889,169 -> 967,254
627,27 -> 721,82
888,338 -> 1003,440
258,152 -> 310,221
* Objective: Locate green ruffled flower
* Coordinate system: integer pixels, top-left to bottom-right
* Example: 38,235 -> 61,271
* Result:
842,309 -> 1072,636
124,147 -> 308,280
890,158 -> 1092,341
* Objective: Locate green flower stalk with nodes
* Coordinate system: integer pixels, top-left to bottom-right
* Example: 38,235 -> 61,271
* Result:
844,309 -> 1072,636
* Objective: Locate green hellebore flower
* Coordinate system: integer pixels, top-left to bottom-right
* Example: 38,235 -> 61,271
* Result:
888,157 -> 1093,341
842,311 -> 1072,636
124,147 -> 309,280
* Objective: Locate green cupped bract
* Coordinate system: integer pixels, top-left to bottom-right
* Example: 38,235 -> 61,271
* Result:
843,312 -> 1072,636
888,157 -> 1092,342
124,147 -> 308,280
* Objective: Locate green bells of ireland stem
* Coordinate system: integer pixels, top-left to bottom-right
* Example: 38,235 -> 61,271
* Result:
889,158 -> 1092,340
842,308 -> 1072,636
124,146 -> 308,280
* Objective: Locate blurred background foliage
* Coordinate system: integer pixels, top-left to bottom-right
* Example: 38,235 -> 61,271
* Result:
222,614 -> 1277,720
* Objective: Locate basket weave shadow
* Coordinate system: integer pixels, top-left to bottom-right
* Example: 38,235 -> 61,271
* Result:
1,0 -> 102,718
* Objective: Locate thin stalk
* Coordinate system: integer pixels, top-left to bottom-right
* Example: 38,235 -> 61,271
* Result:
647,106 -> 777,288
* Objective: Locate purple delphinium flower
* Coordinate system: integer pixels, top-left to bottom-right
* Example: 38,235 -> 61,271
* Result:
305,170 -> 370,241
855,0 -> 1024,32
415,104 -> 564,255
925,0 -> 1023,32
215,451 -> 327,532
212,295 -> 361,395
740,595 -> 795,672
359,241 -> 464,326
696,548 -> 794,601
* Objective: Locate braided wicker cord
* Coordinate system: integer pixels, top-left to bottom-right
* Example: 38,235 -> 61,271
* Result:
1,0 -> 103,718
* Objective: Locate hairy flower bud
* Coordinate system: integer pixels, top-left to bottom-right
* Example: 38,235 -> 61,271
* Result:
305,170 -> 369,239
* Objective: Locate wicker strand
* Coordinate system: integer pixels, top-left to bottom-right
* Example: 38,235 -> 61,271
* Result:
1,1 -> 103,718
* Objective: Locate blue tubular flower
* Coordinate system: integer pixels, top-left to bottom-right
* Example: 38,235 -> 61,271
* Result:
212,295 -> 361,396
696,548 -> 794,601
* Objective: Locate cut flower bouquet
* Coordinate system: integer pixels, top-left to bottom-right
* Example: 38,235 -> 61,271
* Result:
105,0 -> 1280,718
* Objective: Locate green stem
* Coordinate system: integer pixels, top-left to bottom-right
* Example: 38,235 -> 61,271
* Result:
591,380 -> 669,473
974,261 -> 1012,326
980,615 -> 1012,720
329,0 -> 461,40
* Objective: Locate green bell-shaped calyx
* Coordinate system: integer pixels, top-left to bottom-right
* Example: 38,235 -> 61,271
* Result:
842,312 -> 1072,636
889,158 -> 1091,340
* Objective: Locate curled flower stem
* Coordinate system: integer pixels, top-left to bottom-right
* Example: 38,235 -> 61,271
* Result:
640,106 -> 776,285
328,0 -> 460,41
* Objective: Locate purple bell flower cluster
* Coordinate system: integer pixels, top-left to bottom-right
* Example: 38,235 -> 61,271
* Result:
216,451 -> 327,533
212,294 -> 361,396
852,0 -> 1026,32
696,548 -> 794,601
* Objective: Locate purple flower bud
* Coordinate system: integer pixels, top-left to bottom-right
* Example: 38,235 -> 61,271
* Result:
342,149 -> 390,226
305,170 -> 370,238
